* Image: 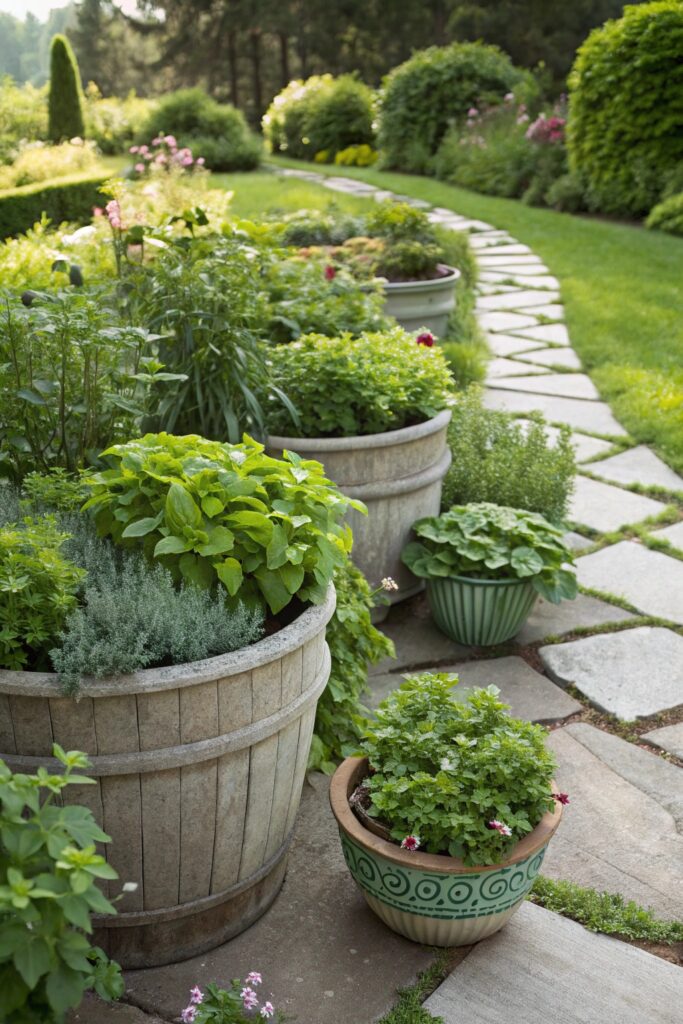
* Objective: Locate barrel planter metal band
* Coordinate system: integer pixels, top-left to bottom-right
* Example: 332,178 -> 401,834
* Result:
0,586 -> 336,968
330,757 -> 562,947
268,410 -> 452,607
381,264 -> 460,336
427,575 -> 538,646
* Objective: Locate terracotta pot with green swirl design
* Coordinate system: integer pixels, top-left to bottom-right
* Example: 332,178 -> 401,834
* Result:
330,756 -> 563,947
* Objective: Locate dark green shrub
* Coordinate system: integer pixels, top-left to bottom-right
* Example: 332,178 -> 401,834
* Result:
545,172 -> 586,213
645,192 -> 683,236
442,387 -> 576,523
0,173 -> 106,238
440,341 -> 487,388
47,34 -> 85,143
138,89 -> 261,171
379,42 -> 529,173
567,1 -> 683,216
263,74 -> 375,161
309,557 -> 394,773
435,109 -> 535,198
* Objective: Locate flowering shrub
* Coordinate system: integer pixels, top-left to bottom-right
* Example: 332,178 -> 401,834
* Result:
265,327 -> 454,438
129,135 -> 205,176
402,503 -> 577,604
359,673 -> 559,865
179,973 -> 284,1022
526,113 -> 566,145
0,745 -> 123,1020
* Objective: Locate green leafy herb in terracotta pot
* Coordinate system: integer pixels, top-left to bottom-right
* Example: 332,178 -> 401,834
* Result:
330,673 -> 567,946
402,502 -> 577,644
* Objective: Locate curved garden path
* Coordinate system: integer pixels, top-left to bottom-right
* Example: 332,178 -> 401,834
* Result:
108,171 -> 683,1024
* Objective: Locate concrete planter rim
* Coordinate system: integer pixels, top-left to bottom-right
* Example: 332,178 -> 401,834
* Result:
330,756 -> 562,876
0,584 -> 336,698
268,407 -> 452,455
381,264 -> 461,295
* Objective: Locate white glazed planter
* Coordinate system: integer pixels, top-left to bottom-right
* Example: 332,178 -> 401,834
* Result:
0,586 -> 335,968
381,265 -> 460,336
268,411 -> 452,607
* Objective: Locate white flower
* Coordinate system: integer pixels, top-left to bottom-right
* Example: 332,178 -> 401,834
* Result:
381,576 -> 399,592
439,757 -> 455,772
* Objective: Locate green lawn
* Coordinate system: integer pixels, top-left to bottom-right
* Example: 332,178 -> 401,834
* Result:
266,157 -> 683,473
211,169 -> 373,218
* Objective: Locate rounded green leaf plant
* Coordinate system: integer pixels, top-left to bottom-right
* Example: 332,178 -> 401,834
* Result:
402,502 -> 577,604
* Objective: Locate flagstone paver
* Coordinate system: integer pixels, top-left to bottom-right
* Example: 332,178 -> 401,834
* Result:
517,346 -> 582,370
424,903 -> 683,1024
484,389 -> 627,435
491,372 -> 600,401
569,476 -> 667,532
509,322 -> 571,345
584,445 -> 683,492
369,597 -> 467,675
121,774 -> 433,1024
540,627 -> 683,719
477,254 -> 547,266
476,289 -> 561,310
652,520 -> 683,550
478,310 -> 540,333
562,530 -> 591,551
486,333 -> 547,357
643,723 -> 683,759
544,724 -> 683,918
480,272 -> 561,289
486,357 -> 550,379
369,656 -> 581,723
516,592 -> 635,645
517,302 -> 565,320
576,541 -> 683,623
513,419 -> 615,462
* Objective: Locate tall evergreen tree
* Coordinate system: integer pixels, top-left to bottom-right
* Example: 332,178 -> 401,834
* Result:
48,33 -> 85,141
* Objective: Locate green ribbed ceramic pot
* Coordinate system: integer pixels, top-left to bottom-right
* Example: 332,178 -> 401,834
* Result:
427,575 -> 538,646
330,757 -> 563,947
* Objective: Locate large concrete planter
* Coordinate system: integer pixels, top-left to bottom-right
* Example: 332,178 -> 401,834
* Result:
381,265 -> 460,336
0,586 -> 335,968
268,410 -> 452,606
330,757 -> 562,947
427,575 -> 538,646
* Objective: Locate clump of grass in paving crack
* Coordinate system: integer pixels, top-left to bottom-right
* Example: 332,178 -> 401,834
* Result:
377,949 -> 467,1024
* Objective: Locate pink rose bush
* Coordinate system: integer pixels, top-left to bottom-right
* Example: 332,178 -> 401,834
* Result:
129,134 -> 206,177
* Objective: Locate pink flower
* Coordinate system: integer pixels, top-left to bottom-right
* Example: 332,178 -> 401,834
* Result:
129,145 -> 139,154
246,972 -> 263,986
504,92 -> 514,103
400,835 -> 420,852
181,1008 -> 196,1023
487,819 -> 512,837
241,987 -> 259,1010
196,157 -> 205,166
92,206 -> 103,217
155,153 -> 167,165
260,1003 -> 275,1019
416,331 -> 435,347
189,986 -> 203,1005
138,144 -> 149,155
182,155 -> 193,166
164,134 -> 177,147
135,162 -> 145,173
105,199 -> 122,230
467,107 -> 479,118
552,792 -> 570,805
152,135 -> 163,146
324,264 -> 336,281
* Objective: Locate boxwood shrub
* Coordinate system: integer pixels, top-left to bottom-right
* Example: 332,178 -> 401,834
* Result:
378,42 -> 529,173
567,1 -> 683,216
0,173 -> 106,239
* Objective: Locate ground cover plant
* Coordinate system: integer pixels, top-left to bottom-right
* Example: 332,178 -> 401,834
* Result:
272,158 -> 683,473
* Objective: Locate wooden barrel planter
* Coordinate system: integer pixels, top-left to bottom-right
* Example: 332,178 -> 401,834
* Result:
0,586 -> 335,968
268,411 -> 452,611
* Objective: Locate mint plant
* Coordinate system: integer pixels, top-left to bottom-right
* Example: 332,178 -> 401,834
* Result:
402,502 -> 577,603
83,432 -> 360,614
0,745 -> 123,1021
361,673 -> 558,865
266,327 -> 454,438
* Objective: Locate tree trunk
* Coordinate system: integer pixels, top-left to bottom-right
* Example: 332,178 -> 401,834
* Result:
278,32 -> 290,87
250,29 -> 263,120
227,30 -> 239,107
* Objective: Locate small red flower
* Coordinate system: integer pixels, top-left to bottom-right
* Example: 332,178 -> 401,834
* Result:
400,835 -> 421,852
552,792 -> 570,805
416,331 -> 435,347
324,264 -> 336,281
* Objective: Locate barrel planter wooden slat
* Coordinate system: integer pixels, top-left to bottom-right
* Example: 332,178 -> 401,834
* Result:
0,586 -> 335,968
268,410 -> 452,609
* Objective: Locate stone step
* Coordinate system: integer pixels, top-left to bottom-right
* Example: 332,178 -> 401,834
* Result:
509,322 -> 571,345
425,902 -> 683,1024
486,357 -> 551,379
491,372 -> 600,401
517,346 -> 582,370
476,289 -> 561,311
643,723 -> 683,758
479,311 -> 541,333
486,333 -> 548,357
652,520 -> 683,550
484,389 -> 627,436
583,445 -> 683,492
576,540 -> 683,623
569,475 -> 667,532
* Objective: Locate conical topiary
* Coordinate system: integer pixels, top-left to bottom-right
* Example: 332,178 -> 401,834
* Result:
48,34 -> 85,143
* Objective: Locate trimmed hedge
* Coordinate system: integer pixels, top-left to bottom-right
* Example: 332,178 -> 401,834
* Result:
0,173 -> 106,239
567,1 -> 683,216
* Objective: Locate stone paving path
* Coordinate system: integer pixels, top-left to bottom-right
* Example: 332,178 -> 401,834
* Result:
82,170 -> 682,1024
